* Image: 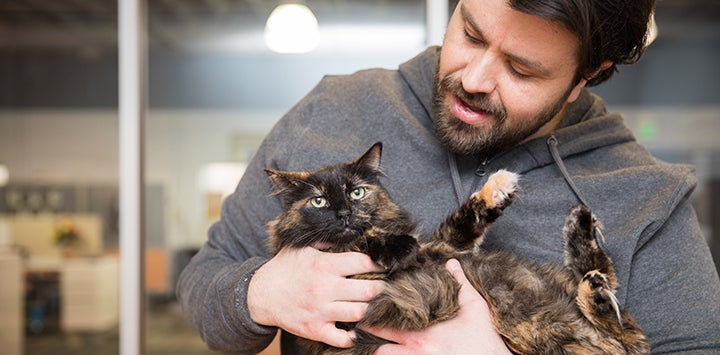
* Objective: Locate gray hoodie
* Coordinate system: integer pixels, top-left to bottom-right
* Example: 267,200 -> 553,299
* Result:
177,47 -> 720,354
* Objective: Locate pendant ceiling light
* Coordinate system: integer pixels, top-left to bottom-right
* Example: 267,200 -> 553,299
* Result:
264,3 -> 320,54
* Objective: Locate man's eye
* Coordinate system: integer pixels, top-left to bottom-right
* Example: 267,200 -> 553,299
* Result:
309,197 -> 327,208
509,64 -> 532,79
463,28 -> 483,45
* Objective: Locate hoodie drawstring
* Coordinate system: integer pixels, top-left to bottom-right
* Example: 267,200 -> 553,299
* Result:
547,135 -> 606,244
547,135 -> 590,207
447,152 -> 485,206
447,152 -> 466,206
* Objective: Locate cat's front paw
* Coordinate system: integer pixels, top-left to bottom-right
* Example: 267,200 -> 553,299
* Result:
474,169 -> 519,209
368,235 -> 420,274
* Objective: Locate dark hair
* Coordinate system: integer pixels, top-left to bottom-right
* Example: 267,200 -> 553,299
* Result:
509,0 -> 655,86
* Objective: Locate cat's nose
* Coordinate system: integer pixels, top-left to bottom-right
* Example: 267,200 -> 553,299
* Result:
337,209 -> 351,225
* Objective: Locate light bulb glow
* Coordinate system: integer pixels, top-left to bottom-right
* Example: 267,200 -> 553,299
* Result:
264,4 -> 319,54
198,162 -> 247,197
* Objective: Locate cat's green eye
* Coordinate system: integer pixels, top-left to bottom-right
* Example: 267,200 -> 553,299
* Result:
309,196 -> 327,208
349,187 -> 366,200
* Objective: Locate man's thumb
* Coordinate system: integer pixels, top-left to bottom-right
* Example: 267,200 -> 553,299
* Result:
446,258 -> 464,279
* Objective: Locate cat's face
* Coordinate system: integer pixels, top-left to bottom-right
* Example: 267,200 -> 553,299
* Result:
266,143 -> 387,252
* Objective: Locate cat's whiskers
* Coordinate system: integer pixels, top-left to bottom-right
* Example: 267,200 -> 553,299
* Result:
293,228 -> 333,249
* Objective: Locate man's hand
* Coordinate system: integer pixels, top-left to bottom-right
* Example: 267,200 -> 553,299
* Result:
371,259 -> 512,355
247,246 -> 385,348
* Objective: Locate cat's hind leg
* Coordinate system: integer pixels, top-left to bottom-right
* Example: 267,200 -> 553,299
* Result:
562,205 -> 622,323
433,169 -> 519,250
564,205 -> 650,353
562,205 -> 617,286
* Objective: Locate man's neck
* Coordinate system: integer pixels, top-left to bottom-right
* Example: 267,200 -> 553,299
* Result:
522,105 -> 568,144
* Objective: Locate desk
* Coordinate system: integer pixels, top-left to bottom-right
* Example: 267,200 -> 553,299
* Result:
25,256 -> 119,332
60,257 -> 119,332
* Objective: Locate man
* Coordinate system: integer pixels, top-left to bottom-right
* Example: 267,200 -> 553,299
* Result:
177,0 -> 720,353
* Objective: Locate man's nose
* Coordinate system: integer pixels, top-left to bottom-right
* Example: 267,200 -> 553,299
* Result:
461,51 -> 499,95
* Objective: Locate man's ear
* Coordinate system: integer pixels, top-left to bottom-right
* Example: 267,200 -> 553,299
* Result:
566,60 -> 613,103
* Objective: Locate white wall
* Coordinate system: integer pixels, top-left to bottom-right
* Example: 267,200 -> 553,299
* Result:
0,109 -> 119,184
0,108 -> 281,249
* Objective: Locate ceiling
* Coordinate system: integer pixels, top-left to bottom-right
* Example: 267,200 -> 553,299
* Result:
0,0 -> 717,53
0,0 -> 424,53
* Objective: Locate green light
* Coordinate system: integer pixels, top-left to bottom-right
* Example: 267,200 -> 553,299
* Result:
636,120 -> 658,140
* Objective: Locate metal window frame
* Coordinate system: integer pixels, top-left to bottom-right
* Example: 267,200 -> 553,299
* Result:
119,0 -> 146,354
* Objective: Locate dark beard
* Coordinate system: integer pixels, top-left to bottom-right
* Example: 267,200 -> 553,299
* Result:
432,74 -> 569,157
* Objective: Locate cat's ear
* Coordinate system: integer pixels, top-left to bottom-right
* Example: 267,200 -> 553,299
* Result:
264,169 -> 306,193
354,142 -> 383,173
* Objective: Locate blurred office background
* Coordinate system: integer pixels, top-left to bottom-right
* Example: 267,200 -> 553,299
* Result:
0,0 -> 717,354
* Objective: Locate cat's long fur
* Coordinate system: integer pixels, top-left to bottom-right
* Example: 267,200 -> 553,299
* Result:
265,143 -> 649,355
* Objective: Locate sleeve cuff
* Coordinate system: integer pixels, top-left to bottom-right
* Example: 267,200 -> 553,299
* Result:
217,256 -> 278,338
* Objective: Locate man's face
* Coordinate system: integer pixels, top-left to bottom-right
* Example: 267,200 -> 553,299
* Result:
435,0 -> 589,156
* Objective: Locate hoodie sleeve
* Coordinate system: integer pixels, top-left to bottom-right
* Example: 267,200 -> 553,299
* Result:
624,195 -> 720,354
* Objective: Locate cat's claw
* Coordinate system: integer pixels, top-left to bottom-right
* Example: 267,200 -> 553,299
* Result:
580,270 -> 622,325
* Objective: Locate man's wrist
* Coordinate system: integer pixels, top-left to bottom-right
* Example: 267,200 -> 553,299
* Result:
246,259 -> 276,327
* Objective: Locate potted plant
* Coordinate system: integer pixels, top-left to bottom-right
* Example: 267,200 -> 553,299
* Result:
53,219 -> 82,257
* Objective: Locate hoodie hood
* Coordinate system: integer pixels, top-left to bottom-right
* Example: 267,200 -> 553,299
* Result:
398,46 -> 441,131
509,90 -> 638,175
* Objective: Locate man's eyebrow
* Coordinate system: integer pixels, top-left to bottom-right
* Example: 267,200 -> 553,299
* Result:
460,4 -> 485,42
460,3 -> 554,78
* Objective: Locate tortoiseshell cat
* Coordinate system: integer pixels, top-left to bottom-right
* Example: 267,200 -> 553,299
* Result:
265,143 -> 649,355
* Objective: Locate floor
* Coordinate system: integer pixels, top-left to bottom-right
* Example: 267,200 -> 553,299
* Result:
24,300 -> 282,355
25,301 -> 216,355
21,278 -> 282,355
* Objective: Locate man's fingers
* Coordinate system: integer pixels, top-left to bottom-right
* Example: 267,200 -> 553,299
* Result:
326,302 -> 369,323
321,251 -> 386,276
332,277 -> 385,302
317,323 -> 355,349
